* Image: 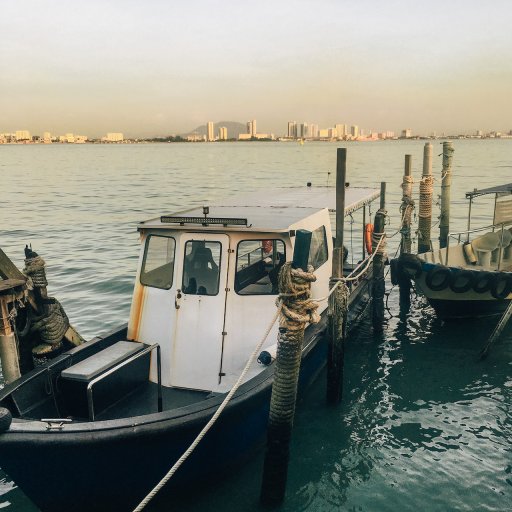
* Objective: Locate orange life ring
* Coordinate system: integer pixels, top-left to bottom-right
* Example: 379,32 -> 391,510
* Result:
365,223 -> 374,254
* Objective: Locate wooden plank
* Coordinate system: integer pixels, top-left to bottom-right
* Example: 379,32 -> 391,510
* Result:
0,248 -> 26,281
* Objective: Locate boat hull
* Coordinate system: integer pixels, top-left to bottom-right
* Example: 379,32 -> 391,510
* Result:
400,258 -> 512,320
0,277 -> 372,511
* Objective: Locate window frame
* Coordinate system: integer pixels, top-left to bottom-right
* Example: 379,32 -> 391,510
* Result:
181,239 -> 223,296
140,234 -> 176,290
308,225 -> 329,270
235,238 -> 286,296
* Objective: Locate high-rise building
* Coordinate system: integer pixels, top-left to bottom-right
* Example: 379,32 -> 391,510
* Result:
300,123 -> 308,138
207,122 -> 215,141
350,125 -> 359,138
247,120 -> 257,137
401,128 -> 412,138
335,124 -> 347,138
218,126 -> 228,140
287,121 -> 297,138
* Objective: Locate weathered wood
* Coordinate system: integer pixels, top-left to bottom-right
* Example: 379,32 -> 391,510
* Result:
418,143 -> 433,253
439,142 -> 454,249
260,232 -> 313,506
327,148 -> 347,405
399,155 -> 413,309
0,248 -> 26,281
372,182 -> 387,332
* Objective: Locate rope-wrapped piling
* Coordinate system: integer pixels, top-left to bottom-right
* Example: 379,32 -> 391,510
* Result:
418,143 -> 433,253
260,261 -> 319,507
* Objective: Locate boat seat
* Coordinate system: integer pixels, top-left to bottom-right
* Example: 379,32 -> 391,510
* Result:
471,232 -> 500,267
491,229 -> 512,263
505,227 -> 512,259
59,341 -> 150,419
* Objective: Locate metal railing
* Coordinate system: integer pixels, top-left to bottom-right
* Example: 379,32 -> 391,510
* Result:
445,220 -> 512,268
86,343 -> 162,421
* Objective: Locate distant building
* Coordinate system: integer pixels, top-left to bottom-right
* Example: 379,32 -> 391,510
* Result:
319,128 -> 330,138
187,133 -> 203,142
15,130 -> 31,141
207,122 -> 214,142
43,132 -> 52,143
238,133 -> 252,140
105,133 -> 124,142
299,123 -> 308,139
218,126 -> 228,140
401,128 -> 412,138
335,124 -> 347,138
350,125 -> 359,138
309,124 -> 319,138
247,120 -> 257,137
287,121 -> 297,138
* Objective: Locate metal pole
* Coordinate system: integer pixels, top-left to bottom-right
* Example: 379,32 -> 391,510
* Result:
327,148 -> 347,405
418,143 -> 433,254
260,230 -> 312,507
372,182 -> 387,332
439,142 -> 454,249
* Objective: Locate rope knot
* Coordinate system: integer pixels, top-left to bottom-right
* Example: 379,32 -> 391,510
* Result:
277,262 -> 320,330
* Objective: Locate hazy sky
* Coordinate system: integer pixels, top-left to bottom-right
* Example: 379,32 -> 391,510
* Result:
1,0 -> 511,137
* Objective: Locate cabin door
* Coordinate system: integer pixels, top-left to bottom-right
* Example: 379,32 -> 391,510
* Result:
171,233 -> 230,390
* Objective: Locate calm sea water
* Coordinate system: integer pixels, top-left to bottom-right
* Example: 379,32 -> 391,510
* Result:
0,141 -> 511,511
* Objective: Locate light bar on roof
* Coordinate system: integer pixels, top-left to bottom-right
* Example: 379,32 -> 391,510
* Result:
160,215 -> 248,227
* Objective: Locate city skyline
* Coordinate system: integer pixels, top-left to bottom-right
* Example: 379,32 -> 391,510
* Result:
1,1 -> 512,137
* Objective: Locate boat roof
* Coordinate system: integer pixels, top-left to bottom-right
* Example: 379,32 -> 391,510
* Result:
139,185 -> 380,232
466,183 -> 512,199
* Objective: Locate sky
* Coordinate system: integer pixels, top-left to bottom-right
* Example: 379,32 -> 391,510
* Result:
1,0 -> 512,138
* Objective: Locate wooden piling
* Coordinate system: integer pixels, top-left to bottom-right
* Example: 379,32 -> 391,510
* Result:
260,229 -> 313,507
372,182 -> 387,332
439,141 -> 454,249
326,148 -> 347,405
399,155 -> 413,308
0,280 -> 25,384
418,143 -> 433,254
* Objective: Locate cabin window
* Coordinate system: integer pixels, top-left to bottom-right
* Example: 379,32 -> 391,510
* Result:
140,235 -> 176,289
235,239 -> 286,295
308,226 -> 328,270
182,240 -> 221,295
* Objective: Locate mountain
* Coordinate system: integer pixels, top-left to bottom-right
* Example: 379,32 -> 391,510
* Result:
181,121 -> 247,139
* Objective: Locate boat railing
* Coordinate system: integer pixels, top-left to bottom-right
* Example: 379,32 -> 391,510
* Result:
445,220 -> 512,267
86,343 -> 162,421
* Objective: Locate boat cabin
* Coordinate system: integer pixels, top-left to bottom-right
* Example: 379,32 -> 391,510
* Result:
127,185 -> 380,393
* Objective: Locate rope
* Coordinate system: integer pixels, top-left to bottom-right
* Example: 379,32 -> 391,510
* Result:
23,256 -> 48,288
277,263 -> 320,329
133,303 -> 283,512
418,175 -> 434,218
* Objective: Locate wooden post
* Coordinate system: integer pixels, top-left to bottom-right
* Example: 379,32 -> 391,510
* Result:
326,148 -> 347,404
260,230 -> 312,507
399,155 -> 413,309
0,280 -> 25,384
372,182 -> 387,332
418,143 -> 433,253
439,142 -> 454,249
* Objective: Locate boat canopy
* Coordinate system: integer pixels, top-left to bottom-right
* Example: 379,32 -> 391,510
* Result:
465,183 -> 512,199
140,185 -> 380,233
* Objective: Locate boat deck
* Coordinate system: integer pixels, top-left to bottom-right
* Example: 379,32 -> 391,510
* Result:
96,382 -> 216,421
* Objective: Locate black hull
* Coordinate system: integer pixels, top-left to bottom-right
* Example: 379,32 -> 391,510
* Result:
427,297 -> 511,320
0,276 -> 372,512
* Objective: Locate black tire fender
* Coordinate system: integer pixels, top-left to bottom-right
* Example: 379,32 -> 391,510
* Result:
473,271 -> 494,294
425,265 -> 452,291
0,407 -> 12,433
489,272 -> 512,299
449,269 -> 476,294
398,253 -> 422,279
